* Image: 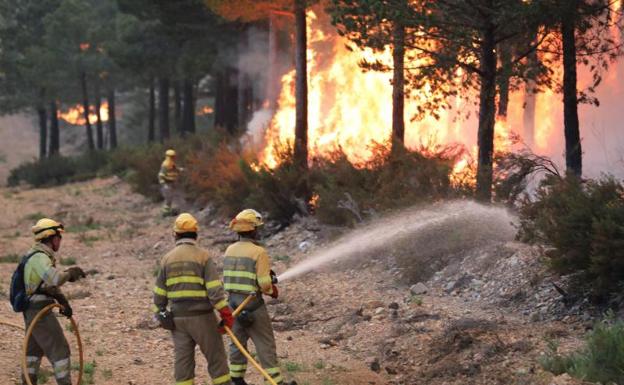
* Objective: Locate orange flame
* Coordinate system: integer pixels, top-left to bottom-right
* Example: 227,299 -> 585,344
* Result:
59,103 -> 109,126
197,106 -> 214,115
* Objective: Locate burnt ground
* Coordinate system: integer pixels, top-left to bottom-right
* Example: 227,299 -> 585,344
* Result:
0,177 -> 590,385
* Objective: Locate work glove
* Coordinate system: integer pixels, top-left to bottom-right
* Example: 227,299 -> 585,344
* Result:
218,307 -> 234,334
65,266 -> 86,282
270,284 -> 279,299
53,293 -> 73,318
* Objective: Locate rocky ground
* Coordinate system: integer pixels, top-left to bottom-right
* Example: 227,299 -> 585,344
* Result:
0,177 -> 593,385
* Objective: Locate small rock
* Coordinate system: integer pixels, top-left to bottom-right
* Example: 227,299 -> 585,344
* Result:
107,275 -> 115,280
367,357 -> 380,373
298,241 -> 311,252
410,282 -> 428,295
388,302 -> 399,310
152,241 -> 162,250
375,307 -> 385,315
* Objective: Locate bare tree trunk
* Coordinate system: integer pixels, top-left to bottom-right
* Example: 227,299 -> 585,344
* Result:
158,76 -> 170,143
148,78 -> 156,142
214,69 -> 239,135
267,13 -> 279,110
108,89 -> 117,149
476,26 -> 497,202
37,88 -> 47,160
182,77 -> 196,134
174,80 -> 182,135
391,21 -> 405,152
294,0 -> 308,170
80,72 -> 95,150
49,100 -> 60,156
562,2 -> 582,176
497,44 -> 511,118
94,82 -> 104,150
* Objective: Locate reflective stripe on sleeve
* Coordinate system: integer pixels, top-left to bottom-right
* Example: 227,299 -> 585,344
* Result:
153,286 -> 167,296
176,379 -> 194,385
214,299 -> 228,310
205,280 -> 222,289
166,276 -> 204,286
224,283 -> 256,293
150,304 -> 160,313
224,270 -> 257,280
257,275 -> 272,286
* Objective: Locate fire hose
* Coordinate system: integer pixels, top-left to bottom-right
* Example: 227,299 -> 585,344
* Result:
227,295 -> 279,385
22,304 -> 84,385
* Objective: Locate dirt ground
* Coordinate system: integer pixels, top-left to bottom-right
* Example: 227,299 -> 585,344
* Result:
0,177 -> 586,385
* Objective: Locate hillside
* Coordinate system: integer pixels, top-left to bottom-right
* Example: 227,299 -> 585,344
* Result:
0,178 -> 588,385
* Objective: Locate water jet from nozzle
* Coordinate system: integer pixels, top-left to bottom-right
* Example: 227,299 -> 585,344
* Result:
277,201 -> 515,282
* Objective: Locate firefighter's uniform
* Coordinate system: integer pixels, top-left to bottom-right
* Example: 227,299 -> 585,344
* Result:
224,209 -> 284,385
153,214 -> 233,385
158,149 -> 180,216
23,220 -> 76,385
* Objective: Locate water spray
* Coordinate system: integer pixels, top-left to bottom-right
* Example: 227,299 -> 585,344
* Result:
277,201 -> 516,282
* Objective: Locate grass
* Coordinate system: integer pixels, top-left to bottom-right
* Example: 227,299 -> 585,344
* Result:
72,360 -> 96,385
37,368 -> 53,384
67,222 -> 102,233
284,361 -> 303,373
95,350 -> 104,357
540,313 -> 624,384
0,254 -> 20,263
60,257 -> 77,266
409,295 -> 423,306
322,377 -> 336,385
24,212 -> 46,221
313,360 -> 326,370
78,234 -> 101,246
102,368 -> 113,380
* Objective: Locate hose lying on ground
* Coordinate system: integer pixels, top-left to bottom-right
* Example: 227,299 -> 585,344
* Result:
22,303 -> 84,385
0,319 -> 25,330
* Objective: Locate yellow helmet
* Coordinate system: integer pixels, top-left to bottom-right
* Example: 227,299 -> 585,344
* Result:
229,209 -> 263,233
165,149 -> 176,157
174,213 -> 198,233
32,218 -> 65,241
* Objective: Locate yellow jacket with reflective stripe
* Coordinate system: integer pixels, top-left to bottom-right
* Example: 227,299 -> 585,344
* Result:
158,158 -> 179,184
223,239 -> 273,296
24,242 -> 70,303
153,239 -> 228,315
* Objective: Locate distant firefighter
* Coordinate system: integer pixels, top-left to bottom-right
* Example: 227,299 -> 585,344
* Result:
153,213 -> 234,385
158,149 -> 181,216
13,218 -> 86,385
224,209 -> 293,385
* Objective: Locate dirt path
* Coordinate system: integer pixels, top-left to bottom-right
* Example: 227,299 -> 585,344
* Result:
0,178 -> 581,385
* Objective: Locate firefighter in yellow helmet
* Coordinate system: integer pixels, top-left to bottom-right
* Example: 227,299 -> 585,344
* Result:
158,149 -> 181,216
224,209 -> 291,385
153,213 -> 234,385
22,218 -> 86,385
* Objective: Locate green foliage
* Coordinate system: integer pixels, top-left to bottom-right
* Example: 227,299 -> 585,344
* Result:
60,257 -> 77,266
313,360 -> 325,370
541,315 -> 624,384
37,368 -> 53,384
0,254 -> 20,263
8,152 -> 111,187
284,361 -> 303,372
518,175 -> 624,297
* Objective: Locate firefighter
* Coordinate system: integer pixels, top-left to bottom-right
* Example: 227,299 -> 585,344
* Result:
224,209 -> 289,385
23,218 -> 86,385
158,149 -> 181,216
153,213 -> 234,385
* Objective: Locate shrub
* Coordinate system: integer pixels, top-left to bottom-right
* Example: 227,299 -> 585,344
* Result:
541,314 -> 624,384
518,175 -> 624,297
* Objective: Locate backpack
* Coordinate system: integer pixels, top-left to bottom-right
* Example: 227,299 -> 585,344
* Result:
9,251 -> 42,312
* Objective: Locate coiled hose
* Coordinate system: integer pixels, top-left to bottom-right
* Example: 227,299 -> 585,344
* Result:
22,304 -> 84,385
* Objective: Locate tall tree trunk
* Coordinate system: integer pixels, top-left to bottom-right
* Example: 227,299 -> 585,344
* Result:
108,89 -> 117,149
497,44 -> 511,118
475,26 -> 497,202
49,100 -> 60,156
94,82 -> 104,150
267,13 -> 279,110
391,21 -> 405,151
148,78 -> 156,142
182,77 -> 196,134
80,72 -> 95,150
562,3 -> 582,176
174,80 -> 183,135
294,0 -> 308,170
522,29 -> 539,147
214,69 -> 239,135
158,76 -> 170,143
37,88 -> 47,160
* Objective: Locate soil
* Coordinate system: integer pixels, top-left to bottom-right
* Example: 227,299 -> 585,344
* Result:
0,177 -> 590,385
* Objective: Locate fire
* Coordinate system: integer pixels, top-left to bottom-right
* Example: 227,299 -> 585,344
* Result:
198,106 -> 214,115
257,7 -> 624,178
59,103 -> 109,126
